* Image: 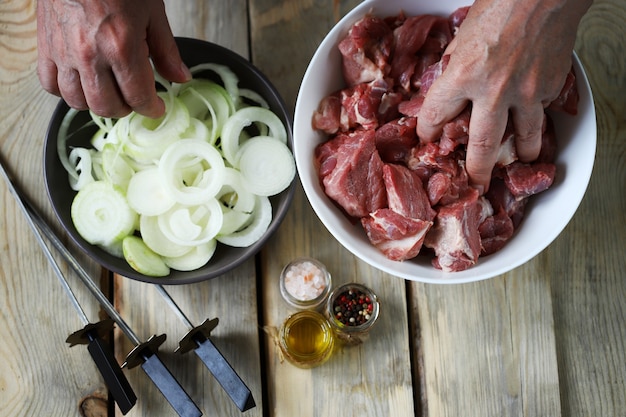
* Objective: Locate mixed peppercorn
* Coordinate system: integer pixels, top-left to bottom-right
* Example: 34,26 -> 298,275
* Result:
332,288 -> 374,326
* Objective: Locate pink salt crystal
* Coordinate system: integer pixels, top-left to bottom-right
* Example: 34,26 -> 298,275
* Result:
284,260 -> 327,301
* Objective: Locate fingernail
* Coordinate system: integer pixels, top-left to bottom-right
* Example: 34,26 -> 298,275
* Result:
181,63 -> 192,81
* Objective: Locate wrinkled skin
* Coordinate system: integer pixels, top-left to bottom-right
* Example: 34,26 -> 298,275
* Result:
37,0 -> 191,118
417,0 -> 592,193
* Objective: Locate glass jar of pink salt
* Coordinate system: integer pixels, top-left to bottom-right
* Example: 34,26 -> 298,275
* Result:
279,258 -> 331,310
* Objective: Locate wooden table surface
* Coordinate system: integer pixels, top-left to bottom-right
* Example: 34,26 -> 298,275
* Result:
1,1 -> 624,416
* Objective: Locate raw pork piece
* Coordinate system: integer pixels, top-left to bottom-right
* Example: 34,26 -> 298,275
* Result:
479,209 -> 515,255
424,189 -> 482,272
312,79 -> 390,134
361,163 -> 435,260
383,163 -> 436,221
315,129 -> 387,219
362,209 -> 432,261
390,15 -> 452,92
503,162 -> 556,200
338,15 -> 394,86
485,178 -> 527,228
375,117 -> 419,163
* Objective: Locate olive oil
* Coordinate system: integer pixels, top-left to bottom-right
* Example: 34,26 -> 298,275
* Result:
279,310 -> 334,368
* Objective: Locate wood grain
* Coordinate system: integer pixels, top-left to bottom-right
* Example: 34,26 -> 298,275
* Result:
410,269 -> 561,417
0,1 -> 112,416
549,0 -> 626,416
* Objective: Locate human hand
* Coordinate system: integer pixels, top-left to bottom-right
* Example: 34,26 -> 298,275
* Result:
416,0 -> 592,193
37,0 -> 191,118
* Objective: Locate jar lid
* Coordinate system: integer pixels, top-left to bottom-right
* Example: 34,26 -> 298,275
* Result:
279,258 -> 331,310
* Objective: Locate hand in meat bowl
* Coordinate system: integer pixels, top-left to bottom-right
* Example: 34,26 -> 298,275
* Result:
293,0 -> 596,283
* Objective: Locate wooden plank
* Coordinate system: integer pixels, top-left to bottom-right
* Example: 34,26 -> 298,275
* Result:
251,2 -> 415,416
0,2 -> 114,416
547,0 -> 626,415
113,1 -> 264,416
410,268 -> 562,417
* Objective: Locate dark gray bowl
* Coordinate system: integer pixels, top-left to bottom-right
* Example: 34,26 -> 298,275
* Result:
43,37 -> 295,284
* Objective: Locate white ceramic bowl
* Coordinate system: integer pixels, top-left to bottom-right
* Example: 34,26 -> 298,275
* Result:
293,0 -> 596,283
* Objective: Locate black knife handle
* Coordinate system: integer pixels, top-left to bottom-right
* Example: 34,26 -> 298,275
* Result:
141,353 -> 202,417
86,333 -> 137,415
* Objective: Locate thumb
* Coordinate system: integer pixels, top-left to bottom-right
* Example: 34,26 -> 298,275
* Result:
146,7 -> 191,83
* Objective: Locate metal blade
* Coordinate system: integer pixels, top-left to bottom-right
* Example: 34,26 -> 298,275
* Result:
155,286 -> 255,411
141,353 -> 203,417
192,335 -> 255,412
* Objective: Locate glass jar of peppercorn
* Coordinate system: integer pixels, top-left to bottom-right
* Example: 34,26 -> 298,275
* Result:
325,283 -> 379,346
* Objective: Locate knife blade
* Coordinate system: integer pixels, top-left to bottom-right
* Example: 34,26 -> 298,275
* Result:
155,285 -> 256,412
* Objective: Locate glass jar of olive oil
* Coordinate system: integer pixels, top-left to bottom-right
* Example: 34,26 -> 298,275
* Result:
278,310 -> 335,368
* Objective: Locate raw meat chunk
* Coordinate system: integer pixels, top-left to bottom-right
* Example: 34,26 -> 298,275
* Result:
312,79 -> 390,134
375,117 -> 419,163
390,15 -> 452,92
315,130 -> 387,219
338,15 -> 394,86
503,162 -> 556,200
362,209 -> 432,261
479,209 -> 515,255
382,164 -> 436,221
424,189 -> 482,272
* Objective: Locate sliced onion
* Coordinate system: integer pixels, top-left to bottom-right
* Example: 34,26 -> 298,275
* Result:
217,195 -> 272,247
163,239 -> 217,271
139,214 -> 194,258
220,106 -> 288,166
58,108 -> 80,182
158,139 -> 226,205
71,181 -> 137,246
126,167 -> 175,216
236,136 -> 296,196
68,147 -> 95,191
190,63 -> 240,106
157,199 -> 223,246
122,235 -> 170,277
239,88 -> 269,108
127,94 -> 190,147
100,144 -> 135,192
215,168 -> 256,234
